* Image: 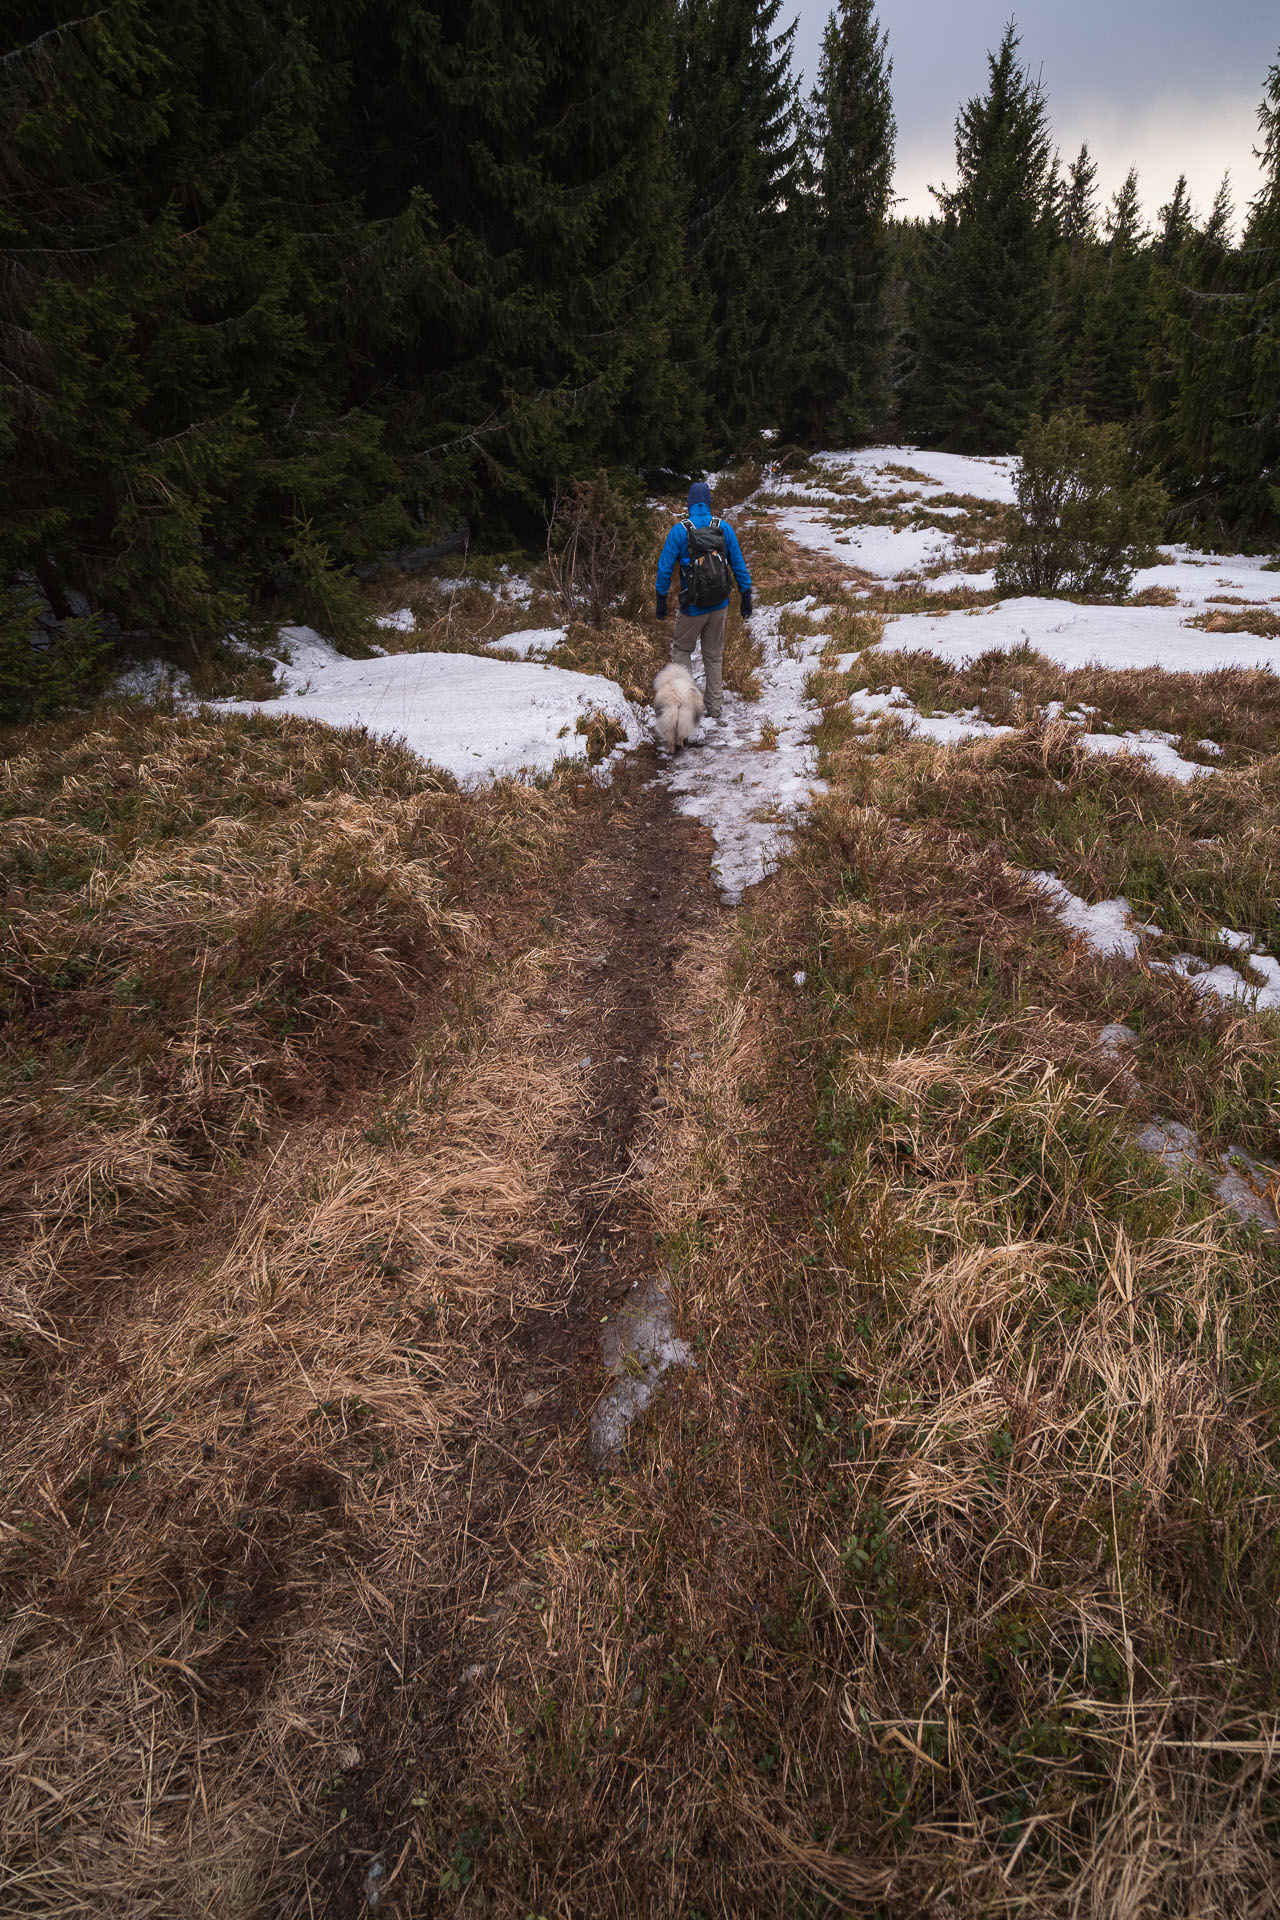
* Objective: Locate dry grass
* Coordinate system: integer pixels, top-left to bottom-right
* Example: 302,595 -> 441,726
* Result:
0,704 -> 610,1916
836,645 -> 1280,765
10,492 -> 1280,1915
401,710 -> 1280,1912
380,819 -> 1280,1909
1193,607 -> 1280,638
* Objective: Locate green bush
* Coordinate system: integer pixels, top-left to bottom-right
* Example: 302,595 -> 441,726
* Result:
0,593 -> 112,726
283,516 -> 378,658
996,410 -> 1168,600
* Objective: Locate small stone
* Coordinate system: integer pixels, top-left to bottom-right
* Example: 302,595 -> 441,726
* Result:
578,1055 -> 593,1069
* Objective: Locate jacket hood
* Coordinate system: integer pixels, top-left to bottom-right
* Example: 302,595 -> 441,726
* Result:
686,480 -> 713,527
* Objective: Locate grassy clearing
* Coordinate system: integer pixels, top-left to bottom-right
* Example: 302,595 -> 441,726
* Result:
374,516 -> 1280,1911
0,706 -> 611,1914
410,690 -> 1280,1912
830,644 -> 1280,763
11,489 -> 1280,1914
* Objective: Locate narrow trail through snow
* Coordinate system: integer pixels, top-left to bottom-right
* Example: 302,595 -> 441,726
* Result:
660,601 -> 827,904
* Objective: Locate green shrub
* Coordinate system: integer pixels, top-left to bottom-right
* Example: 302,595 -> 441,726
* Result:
0,592 -> 112,725
996,410 -> 1167,600
283,515 -> 378,657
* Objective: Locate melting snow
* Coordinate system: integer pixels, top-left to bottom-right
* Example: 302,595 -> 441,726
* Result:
216,625 -> 642,785
590,1279 -> 694,1459
1024,872 -> 1154,960
771,510 -> 957,579
848,684 -> 1016,746
661,601 -> 827,903
1135,1122 -> 1280,1234
490,625 -> 565,659
1026,869 -> 1280,1017
1076,728 -> 1218,783
1154,932 -> 1280,1013
877,595 -> 1280,674
814,445 -> 1020,505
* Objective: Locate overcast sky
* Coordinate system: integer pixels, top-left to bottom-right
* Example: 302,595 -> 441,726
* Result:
790,2 -> 1278,229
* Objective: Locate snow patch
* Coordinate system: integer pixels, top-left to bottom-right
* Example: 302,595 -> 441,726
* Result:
773,509 -> 957,579
215,626 -> 643,785
1025,871 -> 1154,960
1135,1122 -> 1280,1234
490,625 -> 565,659
1154,931 -> 1280,1013
112,658 -> 191,701
849,684 -> 1016,746
661,601 -> 827,903
590,1279 -> 694,1459
1077,728 -> 1217,783
814,445 -> 1020,505
878,596 -> 1280,675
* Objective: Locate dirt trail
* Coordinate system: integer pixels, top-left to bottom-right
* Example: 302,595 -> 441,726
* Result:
504,759 -> 722,1434
317,754 -> 725,1912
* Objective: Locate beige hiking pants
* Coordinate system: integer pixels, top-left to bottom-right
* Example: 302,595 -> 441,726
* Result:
670,605 -> 727,715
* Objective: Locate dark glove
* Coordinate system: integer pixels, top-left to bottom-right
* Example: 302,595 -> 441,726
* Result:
655,593 -> 669,619
741,592 -> 753,618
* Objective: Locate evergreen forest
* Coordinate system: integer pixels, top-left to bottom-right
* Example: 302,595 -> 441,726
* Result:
3,1 -> 1279,663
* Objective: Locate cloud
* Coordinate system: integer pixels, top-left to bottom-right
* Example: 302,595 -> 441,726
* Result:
892,88 -> 1267,228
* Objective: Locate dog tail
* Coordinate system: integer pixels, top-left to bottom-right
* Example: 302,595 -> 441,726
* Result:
674,700 -> 699,746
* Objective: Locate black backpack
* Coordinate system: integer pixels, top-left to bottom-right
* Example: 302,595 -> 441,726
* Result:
682,517 -> 731,606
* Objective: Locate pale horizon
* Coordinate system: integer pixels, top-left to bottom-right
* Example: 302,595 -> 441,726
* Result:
790,1 -> 1276,229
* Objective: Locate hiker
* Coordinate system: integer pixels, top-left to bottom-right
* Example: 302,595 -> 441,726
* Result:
654,481 -> 752,725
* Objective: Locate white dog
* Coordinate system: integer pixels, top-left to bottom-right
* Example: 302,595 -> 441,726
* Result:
651,662 -> 704,751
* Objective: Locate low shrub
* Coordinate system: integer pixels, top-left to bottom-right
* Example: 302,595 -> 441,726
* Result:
283,514 -> 379,656
545,470 -> 649,628
0,591 -> 111,724
996,409 -> 1167,600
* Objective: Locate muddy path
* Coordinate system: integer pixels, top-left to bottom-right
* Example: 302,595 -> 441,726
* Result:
314,752 -> 725,1914
514,760 -> 723,1435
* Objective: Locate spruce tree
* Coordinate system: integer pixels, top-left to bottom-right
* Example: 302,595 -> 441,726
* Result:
783,0 -> 896,444
1157,175 -> 1194,263
1066,170 -> 1152,422
1045,143 -> 1099,401
904,24 -> 1055,453
673,0 -> 802,449
0,0 -> 701,671
0,1 -> 410,642
1146,50 -> 1280,552
330,0 -> 695,502
1062,145 -> 1100,256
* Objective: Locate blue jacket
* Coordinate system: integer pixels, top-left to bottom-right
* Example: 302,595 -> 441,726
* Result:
656,499 -> 752,614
